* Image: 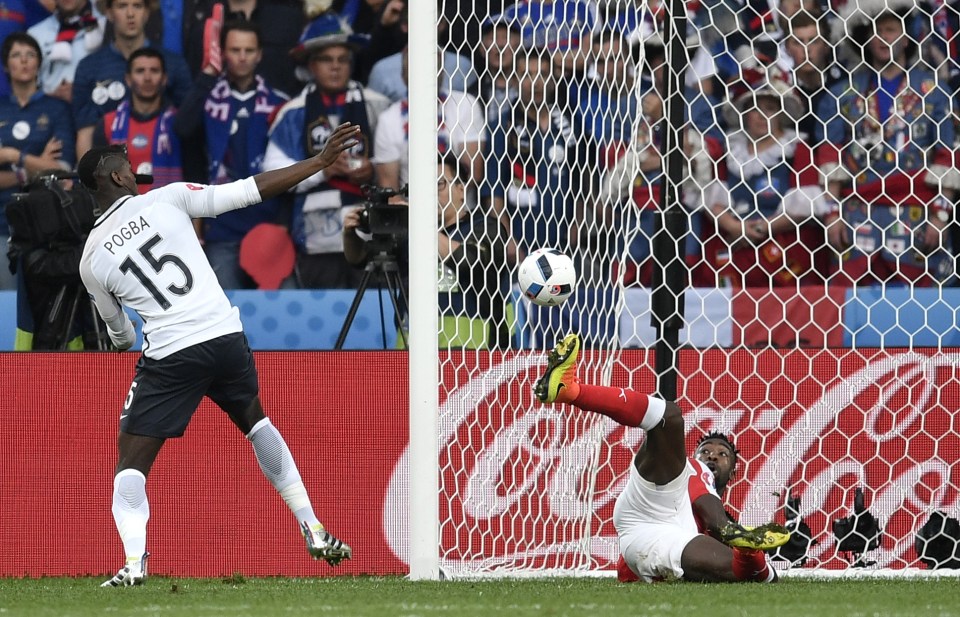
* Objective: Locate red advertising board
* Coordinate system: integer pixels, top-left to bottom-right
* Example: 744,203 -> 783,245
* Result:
0,352 -> 409,577
2,349 -> 958,576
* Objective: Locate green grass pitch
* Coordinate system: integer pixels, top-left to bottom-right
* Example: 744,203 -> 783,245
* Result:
1,576 -> 959,617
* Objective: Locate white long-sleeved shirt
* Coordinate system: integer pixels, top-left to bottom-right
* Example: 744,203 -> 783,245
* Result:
80,178 -> 261,359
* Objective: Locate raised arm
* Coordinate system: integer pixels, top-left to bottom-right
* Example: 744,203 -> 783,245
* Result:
254,123 -> 360,201
170,123 -> 363,219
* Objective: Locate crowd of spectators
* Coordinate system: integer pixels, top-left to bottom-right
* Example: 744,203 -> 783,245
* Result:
579,0 -> 959,290
1,0 -> 959,323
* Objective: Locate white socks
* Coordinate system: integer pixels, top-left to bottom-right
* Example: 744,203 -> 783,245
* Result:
111,469 -> 149,561
109,419 -> 320,564
640,396 -> 667,431
247,418 -> 320,527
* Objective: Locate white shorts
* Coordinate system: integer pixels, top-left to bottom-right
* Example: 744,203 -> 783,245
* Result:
613,459 -> 715,582
619,521 -> 699,582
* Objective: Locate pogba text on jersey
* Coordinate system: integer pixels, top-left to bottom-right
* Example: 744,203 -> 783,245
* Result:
104,217 -> 152,255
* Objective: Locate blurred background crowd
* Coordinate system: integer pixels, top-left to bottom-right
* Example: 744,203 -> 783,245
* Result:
1,0 -> 959,347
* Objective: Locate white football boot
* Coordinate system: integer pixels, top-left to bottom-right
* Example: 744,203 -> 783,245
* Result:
101,551 -> 149,587
301,522 -> 352,566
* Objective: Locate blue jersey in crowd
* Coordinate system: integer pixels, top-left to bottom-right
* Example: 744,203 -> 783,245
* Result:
484,106 -> 588,254
72,41 -> 191,129
201,75 -> 288,243
0,91 -> 75,234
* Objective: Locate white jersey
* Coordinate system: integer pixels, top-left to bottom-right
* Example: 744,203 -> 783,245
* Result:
613,457 -> 718,537
80,179 -> 262,359
613,458 -> 720,582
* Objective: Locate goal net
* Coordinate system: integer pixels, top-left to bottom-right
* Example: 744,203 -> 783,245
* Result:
411,0 -> 960,577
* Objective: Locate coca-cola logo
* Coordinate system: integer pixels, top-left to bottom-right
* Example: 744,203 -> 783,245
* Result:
744,352 -> 960,568
384,351 -> 960,571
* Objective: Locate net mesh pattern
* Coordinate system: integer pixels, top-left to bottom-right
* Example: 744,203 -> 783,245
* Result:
432,0 -> 960,575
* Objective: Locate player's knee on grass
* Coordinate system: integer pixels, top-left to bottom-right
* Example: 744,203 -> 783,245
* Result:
679,535 -> 739,583
681,536 -> 777,583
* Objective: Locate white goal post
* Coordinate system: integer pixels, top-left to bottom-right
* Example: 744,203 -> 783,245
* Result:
408,0 -> 441,581
405,0 -> 960,579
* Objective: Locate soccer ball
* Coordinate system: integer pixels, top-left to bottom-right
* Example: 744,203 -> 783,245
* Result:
517,248 -> 577,306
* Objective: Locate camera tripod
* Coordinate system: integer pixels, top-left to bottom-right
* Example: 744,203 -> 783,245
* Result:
36,284 -> 110,350
334,250 -> 409,349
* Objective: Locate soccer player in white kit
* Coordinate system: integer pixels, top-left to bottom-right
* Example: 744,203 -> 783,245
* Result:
78,123 -> 361,587
534,333 -> 789,583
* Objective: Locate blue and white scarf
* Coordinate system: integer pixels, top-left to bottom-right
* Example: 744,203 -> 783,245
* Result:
203,74 -> 286,183
108,100 -> 181,187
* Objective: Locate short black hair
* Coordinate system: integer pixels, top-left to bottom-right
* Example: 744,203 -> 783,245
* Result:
222,19 -> 262,49
515,45 -> 553,69
592,28 -> 642,65
851,6 -> 916,67
787,10 -> 830,39
126,47 -> 165,74
438,153 -> 464,184
480,18 -> 524,36
697,431 -> 739,464
77,144 -> 128,191
2,32 -> 42,69
105,0 -> 152,9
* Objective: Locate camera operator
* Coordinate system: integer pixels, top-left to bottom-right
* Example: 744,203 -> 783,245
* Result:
343,154 -> 511,349
0,33 -> 77,290
6,172 -> 108,349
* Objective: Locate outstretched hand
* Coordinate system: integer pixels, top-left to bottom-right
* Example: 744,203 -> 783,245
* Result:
316,123 -> 362,169
254,123 -> 362,201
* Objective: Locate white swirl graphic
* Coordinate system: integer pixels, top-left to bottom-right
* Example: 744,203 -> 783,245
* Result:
385,351 -> 960,570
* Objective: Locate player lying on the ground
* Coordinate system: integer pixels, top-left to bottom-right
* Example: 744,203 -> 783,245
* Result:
78,123 -> 361,587
535,333 -> 789,583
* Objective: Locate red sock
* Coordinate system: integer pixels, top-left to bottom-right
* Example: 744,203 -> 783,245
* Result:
573,384 -> 651,428
616,556 -> 641,583
731,547 -> 776,583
